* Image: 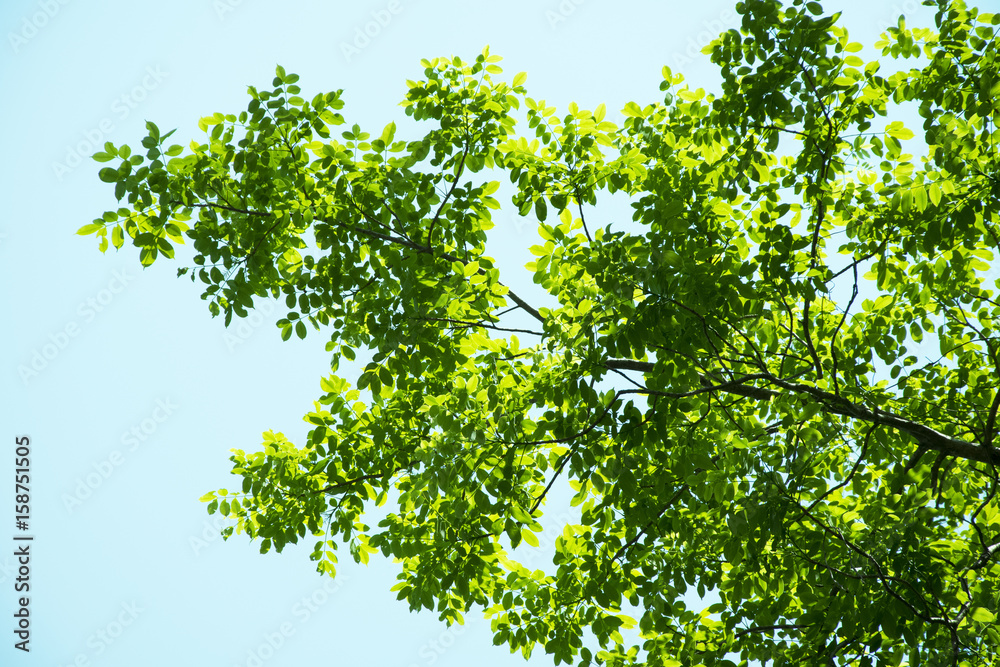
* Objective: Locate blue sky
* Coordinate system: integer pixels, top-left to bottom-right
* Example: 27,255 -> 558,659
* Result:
1,0 -> 938,665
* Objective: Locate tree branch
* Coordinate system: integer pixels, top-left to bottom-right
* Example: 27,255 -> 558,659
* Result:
601,358 -> 1000,465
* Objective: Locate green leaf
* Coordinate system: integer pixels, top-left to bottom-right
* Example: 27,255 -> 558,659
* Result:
885,121 -> 914,140
534,196 -> 547,221
85,33 -> 1000,666
928,181 -> 942,206
76,223 -> 103,235
380,121 -> 396,145
623,101 -> 644,118
971,608 -> 996,623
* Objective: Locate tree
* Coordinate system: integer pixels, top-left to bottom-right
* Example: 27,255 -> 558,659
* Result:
82,0 -> 1000,664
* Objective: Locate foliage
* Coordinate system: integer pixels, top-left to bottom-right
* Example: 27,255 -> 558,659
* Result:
84,0 -> 1000,664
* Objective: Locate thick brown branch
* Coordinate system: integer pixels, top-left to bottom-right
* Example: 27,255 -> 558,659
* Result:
766,376 -> 1000,465
970,540 -> 1000,570
601,358 -> 1000,465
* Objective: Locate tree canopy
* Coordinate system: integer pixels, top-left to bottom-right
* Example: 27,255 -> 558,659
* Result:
83,0 -> 1000,664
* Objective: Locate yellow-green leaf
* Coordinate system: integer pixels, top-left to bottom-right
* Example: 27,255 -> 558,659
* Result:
971,608 -> 996,623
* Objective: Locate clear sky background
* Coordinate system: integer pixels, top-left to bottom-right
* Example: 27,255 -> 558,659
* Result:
1,1 -> 938,665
